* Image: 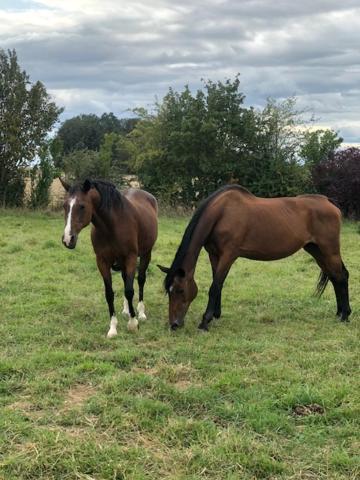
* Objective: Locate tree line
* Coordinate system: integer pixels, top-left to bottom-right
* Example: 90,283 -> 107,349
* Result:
1,49 -> 359,217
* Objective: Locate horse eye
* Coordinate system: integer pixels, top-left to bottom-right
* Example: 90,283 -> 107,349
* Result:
79,204 -> 85,210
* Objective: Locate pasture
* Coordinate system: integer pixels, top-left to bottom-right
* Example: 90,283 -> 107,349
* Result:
0,210 -> 359,479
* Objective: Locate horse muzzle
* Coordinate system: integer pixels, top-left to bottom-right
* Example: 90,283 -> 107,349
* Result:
62,234 -> 78,249
170,319 -> 184,331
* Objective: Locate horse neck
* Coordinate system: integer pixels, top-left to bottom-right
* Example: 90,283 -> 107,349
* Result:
91,195 -> 129,234
181,209 -> 215,276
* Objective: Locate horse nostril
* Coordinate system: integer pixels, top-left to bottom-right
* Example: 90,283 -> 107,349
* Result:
171,322 -> 180,331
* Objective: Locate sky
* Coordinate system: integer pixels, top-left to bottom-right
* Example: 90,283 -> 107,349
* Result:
1,0 -> 359,143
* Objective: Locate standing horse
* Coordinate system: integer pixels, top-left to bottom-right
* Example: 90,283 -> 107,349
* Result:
60,178 -> 158,337
158,185 -> 351,331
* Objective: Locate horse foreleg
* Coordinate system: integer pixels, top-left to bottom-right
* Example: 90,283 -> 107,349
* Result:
121,271 -> 130,317
123,254 -> 139,332
199,255 -> 233,331
97,257 -> 118,338
137,252 -> 151,320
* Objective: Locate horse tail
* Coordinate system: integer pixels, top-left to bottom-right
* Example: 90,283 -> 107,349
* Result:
316,271 -> 329,297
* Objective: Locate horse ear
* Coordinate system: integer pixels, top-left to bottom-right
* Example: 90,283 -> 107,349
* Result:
82,179 -> 92,193
157,264 -> 170,274
58,177 -> 70,192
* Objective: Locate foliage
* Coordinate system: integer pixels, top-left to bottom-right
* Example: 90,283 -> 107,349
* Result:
0,49 -> 62,206
312,147 -> 360,219
98,132 -> 132,185
28,143 -> 56,209
128,82 -> 314,203
0,211 -> 359,479
301,129 -> 343,167
129,77 -> 249,204
56,112 -> 138,155
239,97 -> 310,197
63,149 -> 108,182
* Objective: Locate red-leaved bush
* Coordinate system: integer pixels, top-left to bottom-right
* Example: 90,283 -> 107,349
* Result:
312,147 -> 360,219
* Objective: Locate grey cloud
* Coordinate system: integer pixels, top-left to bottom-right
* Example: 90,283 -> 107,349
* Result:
1,0 -> 359,141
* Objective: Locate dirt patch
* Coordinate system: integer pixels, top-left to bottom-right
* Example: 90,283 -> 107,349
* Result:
8,398 -> 43,420
163,363 -> 202,391
63,384 -> 97,410
131,366 -> 159,376
292,404 -> 325,416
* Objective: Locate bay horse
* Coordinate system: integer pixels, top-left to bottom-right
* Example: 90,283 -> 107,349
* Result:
158,185 -> 351,331
60,178 -> 158,337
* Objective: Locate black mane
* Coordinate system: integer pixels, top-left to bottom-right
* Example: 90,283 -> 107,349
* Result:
70,179 -> 122,212
164,184 -> 251,291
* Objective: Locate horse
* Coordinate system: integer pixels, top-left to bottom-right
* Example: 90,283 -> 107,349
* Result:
158,185 -> 351,331
60,178 -> 158,337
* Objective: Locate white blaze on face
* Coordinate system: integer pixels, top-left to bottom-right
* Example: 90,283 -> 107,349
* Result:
63,197 -> 76,246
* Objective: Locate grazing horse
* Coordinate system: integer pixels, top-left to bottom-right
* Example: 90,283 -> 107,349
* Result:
60,178 -> 158,337
158,185 -> 351,331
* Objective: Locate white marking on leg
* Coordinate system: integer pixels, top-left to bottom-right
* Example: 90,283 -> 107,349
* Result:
127,317 -> 139,332
107,315 -> 118,338
122,298 -> 130,316
63,197 -> 76,246
137,301 -> 147,320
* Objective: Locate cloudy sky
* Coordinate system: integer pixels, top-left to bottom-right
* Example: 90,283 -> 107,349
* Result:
1,0 -> 359,142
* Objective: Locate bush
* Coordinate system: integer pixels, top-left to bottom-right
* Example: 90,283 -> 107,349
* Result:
312,148 -> 360,219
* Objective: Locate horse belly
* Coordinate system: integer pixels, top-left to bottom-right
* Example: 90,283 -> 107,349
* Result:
238,225 -> 308,261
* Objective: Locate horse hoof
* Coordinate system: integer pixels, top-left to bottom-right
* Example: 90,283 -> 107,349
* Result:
137,302 -> 146,320
198,325 -> 209,332
127,318 -> 139,332
107,329 -> 118,338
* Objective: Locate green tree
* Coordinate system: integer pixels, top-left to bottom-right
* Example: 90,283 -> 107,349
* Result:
56,113 -> 138,155
0,49 -> 62,206
242,97 -> 310,196
127,81 -> 310,203
63,149 -> 108,182
99,132 -> 132,185
300,129 -> 343,166
129,77 -> 248,203
29,143 -> 55,209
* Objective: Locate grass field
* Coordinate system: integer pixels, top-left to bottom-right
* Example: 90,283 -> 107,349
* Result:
0,210 -> 359,479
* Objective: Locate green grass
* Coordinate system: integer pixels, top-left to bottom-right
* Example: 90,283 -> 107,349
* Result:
0,210 -> 359,479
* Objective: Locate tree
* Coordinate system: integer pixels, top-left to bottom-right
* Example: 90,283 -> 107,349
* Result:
127,82 -> 310,203
63,149 -> 108,182
99,132 -> 132,185
312,148 -> 360,219
301,129 -> 343,167
56,113 -> 138,155
128,77 -> 248,203
240,97 -> 310,197
28,142 -> 55,209
0,49 -> 63,206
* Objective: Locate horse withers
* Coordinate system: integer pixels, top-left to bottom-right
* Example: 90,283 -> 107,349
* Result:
158,185 -> 351,331
60,178 -> 158,337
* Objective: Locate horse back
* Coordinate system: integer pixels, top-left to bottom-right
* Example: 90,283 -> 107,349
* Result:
123,188 -> 158,254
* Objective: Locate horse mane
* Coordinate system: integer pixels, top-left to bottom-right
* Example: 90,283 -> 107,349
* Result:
164,184 -> 251,291
70,179 -> 122,212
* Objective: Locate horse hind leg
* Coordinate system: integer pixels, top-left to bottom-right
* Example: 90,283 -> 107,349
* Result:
137,252 -> 151,321
304,243 -> 351,321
